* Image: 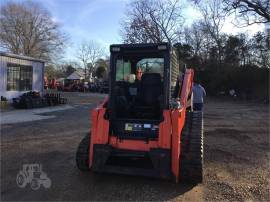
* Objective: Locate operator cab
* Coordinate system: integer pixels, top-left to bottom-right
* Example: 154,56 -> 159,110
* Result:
114,56 -> 164,120
108,43 -> 173,140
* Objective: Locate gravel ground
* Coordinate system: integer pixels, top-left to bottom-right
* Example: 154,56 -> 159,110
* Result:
1,92 -> 269,201
203,99 -> 270,201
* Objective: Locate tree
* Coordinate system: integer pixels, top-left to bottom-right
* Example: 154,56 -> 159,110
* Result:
64,65 -> 76,77
174,43 -> 203,70
224,35 -> 242,66
76,41 -> 104,80
223,0 -> 270,26
121,0 -> 184,44
250,32 -> 270,68
96,66 -> 107,79
95,58 -> 108,79
45,64 -> 66,79
197,0 -> 226,65
45,65 -> 57,80
63,60 -> 81,69
0,1 -> 67,61
183,20 -> 207,57
174,43 -> 193,60
191,0 -> 270,26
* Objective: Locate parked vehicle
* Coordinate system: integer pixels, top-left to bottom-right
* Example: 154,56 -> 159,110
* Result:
98,81 -> 109,93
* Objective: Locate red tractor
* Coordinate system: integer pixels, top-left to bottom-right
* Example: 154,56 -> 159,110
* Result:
76,43 -> 203,183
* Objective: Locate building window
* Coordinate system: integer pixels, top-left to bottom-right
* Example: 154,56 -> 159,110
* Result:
7,64 -> 33,91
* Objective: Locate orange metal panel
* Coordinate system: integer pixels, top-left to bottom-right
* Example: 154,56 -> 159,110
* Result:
109,110 -> 172,151
89,98 -> 109,168
158,110 -> 172,149
171,109 -> 185,183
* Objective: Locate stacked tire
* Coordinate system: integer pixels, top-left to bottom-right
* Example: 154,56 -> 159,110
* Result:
180,111 -> 204,184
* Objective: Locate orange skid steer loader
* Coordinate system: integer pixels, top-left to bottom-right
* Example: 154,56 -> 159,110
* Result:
76,43 -> 203,183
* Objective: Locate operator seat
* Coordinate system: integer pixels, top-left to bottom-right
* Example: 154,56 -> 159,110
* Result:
134,73 -> 162,119
140,73 -> 162,106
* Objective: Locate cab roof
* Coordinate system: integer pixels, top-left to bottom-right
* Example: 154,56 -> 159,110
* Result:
110,43 -> 170,53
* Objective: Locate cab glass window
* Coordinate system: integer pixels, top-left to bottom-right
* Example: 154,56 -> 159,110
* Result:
136,58 -> 164,78
116,59 -> 131,81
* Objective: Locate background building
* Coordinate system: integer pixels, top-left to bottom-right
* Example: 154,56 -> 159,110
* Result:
0,52 -> 45,101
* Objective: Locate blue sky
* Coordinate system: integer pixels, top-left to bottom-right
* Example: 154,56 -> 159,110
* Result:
6,0 -> 265,61
11,0 -> 129,60
36,0 -> 128,59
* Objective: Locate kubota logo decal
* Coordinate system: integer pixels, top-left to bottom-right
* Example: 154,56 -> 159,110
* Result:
16,164 -> 51,190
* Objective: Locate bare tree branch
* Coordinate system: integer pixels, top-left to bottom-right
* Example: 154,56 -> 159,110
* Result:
0,1 -> 68,61
196,0 -> 226,64
190,0 -> 269,26
120,0 -> 184,44
76,41 -> 105,80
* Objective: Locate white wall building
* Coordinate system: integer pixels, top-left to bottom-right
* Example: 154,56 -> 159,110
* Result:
0,52 -> 45,101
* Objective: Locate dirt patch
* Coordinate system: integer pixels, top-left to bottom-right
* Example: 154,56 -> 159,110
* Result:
206,148 -> 252,165
206,128 -> 253,143
205,181 -> 244,201
203,98 -> 270,201
1,95 -> 269,201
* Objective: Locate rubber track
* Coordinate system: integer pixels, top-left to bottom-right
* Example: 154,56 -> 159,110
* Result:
180,111 -> 203,184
